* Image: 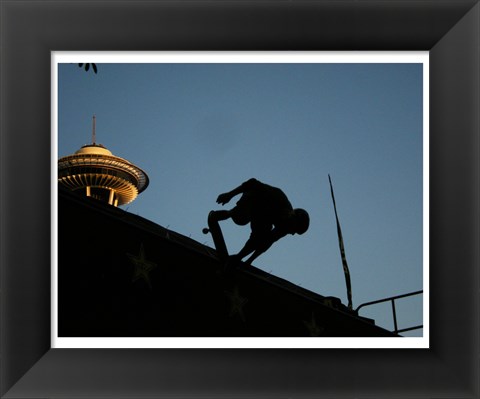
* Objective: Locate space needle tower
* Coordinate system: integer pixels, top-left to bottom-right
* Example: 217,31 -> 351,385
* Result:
58,116 -> 149,207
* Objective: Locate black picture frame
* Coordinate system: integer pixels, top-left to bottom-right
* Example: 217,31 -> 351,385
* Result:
1,0 -> 478,397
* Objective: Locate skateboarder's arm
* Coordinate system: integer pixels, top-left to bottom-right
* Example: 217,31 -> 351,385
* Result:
217,178 -> 261,205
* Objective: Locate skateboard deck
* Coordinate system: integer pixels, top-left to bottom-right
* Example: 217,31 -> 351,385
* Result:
203,212 -> 229,260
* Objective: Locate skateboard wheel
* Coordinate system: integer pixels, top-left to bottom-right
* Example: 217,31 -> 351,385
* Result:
202,228 -> 210,234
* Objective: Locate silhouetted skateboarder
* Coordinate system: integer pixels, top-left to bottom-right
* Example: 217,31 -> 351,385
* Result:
205,178 -> 309,265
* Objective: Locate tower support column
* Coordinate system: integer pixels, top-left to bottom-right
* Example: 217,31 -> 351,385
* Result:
108,189 -> 115,205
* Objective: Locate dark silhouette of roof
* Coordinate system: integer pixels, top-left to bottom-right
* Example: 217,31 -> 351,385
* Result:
58,185 -> 398,337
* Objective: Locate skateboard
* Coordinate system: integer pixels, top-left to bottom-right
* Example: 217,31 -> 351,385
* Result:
203,211 -> 229,261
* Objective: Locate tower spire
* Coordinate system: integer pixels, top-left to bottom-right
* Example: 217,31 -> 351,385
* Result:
58,115 -> 149,207
92,115 -> 96,144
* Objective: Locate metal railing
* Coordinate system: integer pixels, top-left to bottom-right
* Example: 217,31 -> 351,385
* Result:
355,290 -> 423,334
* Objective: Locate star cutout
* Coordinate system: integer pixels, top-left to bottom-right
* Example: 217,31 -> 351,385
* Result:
225,286 -> 248,322
127,243 -> 157,290
303,312 -> 325,337
323,298 -> 334,308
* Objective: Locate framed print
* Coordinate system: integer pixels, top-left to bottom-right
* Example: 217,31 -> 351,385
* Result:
1,0 -> 479,398
52,51 -> 428,350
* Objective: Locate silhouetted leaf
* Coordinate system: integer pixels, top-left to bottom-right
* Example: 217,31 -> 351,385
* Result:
76,63 -> 98,74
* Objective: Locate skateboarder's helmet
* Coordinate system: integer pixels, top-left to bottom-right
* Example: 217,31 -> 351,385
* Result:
293,208 -> 310,235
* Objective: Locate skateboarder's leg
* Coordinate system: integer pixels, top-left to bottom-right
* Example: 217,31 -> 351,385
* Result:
209,206 -> 250,225
209,210 -> 232,222
207,211 -> 229,259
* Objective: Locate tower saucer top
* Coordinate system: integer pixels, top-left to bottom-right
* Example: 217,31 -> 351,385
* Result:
75,143 -> 113,156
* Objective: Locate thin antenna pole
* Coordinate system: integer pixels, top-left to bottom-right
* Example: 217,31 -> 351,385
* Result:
92,115 -> 96,144
328,174 -> 353,310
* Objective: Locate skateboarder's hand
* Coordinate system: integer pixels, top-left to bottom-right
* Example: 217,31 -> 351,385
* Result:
216,193 -> 232,205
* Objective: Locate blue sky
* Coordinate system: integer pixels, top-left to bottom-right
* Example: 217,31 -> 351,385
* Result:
57,54 -> 426,338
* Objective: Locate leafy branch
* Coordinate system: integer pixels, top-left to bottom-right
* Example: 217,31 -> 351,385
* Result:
78,63 -> 98,74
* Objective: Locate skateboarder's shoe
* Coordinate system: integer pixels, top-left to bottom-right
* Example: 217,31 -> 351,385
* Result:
226,254 -> 242,267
